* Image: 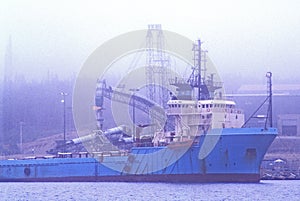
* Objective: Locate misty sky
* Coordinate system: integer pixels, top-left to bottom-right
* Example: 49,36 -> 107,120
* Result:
0,0 -> 299,82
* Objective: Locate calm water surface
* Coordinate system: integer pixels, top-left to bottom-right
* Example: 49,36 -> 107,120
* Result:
0,180 -> 299,201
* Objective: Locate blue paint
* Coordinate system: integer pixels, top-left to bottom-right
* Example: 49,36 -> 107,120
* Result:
0,127 -> 277,182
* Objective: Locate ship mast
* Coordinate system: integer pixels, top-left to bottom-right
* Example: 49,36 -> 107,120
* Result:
188,39 -> 215,100
266,72 -> 273,127
196,39 -> 202,100
242,72 -> 273,128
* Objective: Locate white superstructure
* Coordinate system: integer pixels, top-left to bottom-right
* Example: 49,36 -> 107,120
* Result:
152,99 -> 245,145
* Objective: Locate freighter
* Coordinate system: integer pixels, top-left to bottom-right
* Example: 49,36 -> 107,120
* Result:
0,34 -> 277,182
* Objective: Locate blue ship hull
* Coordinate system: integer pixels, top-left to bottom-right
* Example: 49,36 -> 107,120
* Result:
0,128 -> 276,182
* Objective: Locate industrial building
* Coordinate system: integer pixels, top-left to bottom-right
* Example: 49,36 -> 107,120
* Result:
229,84 -> 300,136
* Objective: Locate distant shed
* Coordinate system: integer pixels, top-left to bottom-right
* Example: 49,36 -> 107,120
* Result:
227,84 -> 300,136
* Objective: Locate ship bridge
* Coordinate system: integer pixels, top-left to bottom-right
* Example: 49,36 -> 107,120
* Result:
166,98 -> 245,138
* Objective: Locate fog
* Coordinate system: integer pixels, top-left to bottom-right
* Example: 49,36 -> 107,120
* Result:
0,0 -> 299,82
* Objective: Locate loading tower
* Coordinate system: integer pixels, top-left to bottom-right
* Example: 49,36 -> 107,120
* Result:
145,24 -> 170,108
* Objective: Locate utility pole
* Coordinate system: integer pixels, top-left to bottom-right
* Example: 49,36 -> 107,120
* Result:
19,121 -> 24,154
129,88 -> 139,140
61,92 -> 68,152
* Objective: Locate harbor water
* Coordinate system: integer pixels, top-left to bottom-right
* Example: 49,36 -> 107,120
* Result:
0,180 -> 299,201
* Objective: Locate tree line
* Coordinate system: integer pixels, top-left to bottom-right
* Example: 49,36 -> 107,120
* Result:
0,74 -> 75,155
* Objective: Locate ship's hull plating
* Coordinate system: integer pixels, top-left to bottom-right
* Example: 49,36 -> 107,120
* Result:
0,174 -> 260,183
0,128 -> 277,182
